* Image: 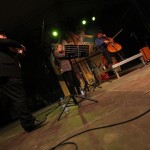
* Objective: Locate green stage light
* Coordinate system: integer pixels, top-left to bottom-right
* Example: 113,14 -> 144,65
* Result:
52,31 -> 58,37
82,20 -> 87,25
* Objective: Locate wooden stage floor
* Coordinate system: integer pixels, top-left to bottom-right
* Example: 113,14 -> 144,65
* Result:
0,63 -> 150,150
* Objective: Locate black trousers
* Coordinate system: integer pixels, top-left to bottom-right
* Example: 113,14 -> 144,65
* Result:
63,71 -> 81,95
101,48 -> 113,65
0,77 -> 36,131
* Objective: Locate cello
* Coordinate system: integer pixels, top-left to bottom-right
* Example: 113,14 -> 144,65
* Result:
104,29 -> 123,53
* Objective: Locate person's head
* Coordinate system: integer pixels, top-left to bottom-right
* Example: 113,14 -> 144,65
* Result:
56,44 -> 63,53
97,30 -> 103,38
0,29 -> 7,39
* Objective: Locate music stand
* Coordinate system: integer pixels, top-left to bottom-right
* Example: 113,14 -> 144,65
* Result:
57,95 -> 78,121
65,45 -> 89,59
65,45 -> 98,105
65,45 -> 101,91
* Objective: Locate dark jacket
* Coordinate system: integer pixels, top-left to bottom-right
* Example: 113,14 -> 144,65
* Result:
0,39 -> 22,77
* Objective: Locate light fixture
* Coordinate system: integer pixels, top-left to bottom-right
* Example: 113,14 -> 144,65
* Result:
52,31 -> 58,37
92,16 -> 96,21
82,19 -> 87,25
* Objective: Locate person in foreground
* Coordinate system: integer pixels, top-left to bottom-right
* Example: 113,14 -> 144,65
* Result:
0,29 -> 47,132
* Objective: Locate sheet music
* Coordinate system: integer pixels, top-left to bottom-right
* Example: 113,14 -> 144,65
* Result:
65,45 -> 89,58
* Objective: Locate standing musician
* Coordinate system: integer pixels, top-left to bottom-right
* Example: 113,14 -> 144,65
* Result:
95,30 -> 113,67
54,44 -> 81,96
0,29 -> 46,132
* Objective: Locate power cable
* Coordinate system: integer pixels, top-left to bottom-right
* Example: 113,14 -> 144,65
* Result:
50,142 -> 78,150
49,91 -> 150,149
49,108 -> 150,150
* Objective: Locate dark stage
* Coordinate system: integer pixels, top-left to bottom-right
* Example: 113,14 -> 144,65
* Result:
0,62 -> 150,150
0,0 -> 150,150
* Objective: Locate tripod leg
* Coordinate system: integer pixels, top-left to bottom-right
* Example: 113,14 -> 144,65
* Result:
75,95 -> 98,104
71,95 -> 78,105
88,80 -> 102,91
57,95 -> 78,121
57,105 -> 67,121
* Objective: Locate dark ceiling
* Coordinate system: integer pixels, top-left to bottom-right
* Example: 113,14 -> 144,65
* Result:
0,0 -> 150,47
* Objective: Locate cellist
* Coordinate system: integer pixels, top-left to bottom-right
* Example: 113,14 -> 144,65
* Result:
95,30 -> 113,67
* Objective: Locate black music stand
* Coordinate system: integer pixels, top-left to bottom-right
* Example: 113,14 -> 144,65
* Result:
65,45 -> 98,105
65,45 -> 89,59
57,95 -> 78,121
65,44 -> 90,95
65,45 -> 101,91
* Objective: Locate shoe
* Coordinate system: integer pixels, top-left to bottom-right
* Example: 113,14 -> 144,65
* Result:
26,117 -> 47,132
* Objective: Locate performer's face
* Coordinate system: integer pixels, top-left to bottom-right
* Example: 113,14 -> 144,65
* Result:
97,33 -> 102,38
0,34 -> 7,39
57,44 -> 63,52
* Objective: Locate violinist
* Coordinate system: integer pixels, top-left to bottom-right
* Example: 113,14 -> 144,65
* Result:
95,30 -> 113,67
0,29 -> 47,132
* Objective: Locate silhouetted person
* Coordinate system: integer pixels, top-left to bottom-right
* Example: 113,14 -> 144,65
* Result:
0,29 -> 46,132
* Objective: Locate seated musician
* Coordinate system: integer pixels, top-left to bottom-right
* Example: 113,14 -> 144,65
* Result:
95,30 -> 113,67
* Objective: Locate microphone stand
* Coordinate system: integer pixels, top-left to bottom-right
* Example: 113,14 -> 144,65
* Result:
41,20 -> 45,48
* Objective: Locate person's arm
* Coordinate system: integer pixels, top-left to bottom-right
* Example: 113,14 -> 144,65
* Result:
0,38 -> 22,48
54,51 -> 66,59
0,38 -> 26,54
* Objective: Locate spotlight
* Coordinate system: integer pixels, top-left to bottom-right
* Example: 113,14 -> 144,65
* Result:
82,20 -> 87,25
92,16 -> 96,21
52,30 -> 59,37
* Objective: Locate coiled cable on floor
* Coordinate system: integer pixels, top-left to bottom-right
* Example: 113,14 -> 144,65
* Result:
49,108 -> 150,150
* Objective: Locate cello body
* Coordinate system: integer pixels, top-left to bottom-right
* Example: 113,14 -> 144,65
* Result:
104,29 -> 123,53
103,37 -> 122,53
107,42 -> 122,53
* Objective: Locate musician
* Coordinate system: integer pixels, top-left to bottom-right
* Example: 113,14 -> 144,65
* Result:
0,29 -> 46,132
95,30 -> 113,67
54,44 -> 81,95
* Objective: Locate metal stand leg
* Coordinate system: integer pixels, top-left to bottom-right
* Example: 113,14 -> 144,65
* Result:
75,95 -> 98,105
57,95 -> 78,121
